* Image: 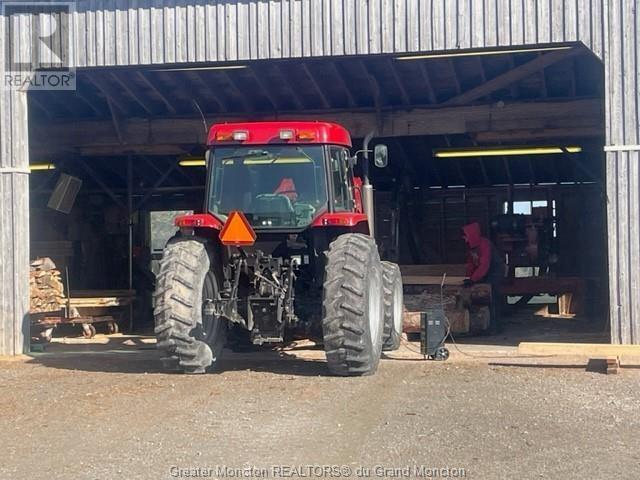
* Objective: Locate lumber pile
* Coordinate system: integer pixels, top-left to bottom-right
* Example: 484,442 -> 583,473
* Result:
29,258 -> 65,313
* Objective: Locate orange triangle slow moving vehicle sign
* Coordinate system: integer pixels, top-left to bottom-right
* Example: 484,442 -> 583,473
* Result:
219,211 -> 257,246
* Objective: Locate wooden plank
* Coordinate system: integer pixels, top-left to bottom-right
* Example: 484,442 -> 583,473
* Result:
399,264 -> 468,276
403,275 -> 467,286
518,343 -> 640,356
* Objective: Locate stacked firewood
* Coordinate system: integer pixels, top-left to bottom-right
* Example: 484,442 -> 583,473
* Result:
29,258 -> 65,313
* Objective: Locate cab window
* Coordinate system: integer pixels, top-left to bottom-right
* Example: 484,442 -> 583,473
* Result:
329,147 -> 353,212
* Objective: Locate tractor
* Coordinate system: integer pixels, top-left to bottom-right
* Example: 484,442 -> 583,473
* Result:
154,121 -> 404,376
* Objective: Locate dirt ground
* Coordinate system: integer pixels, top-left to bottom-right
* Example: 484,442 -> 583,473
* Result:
1,336 -> 639,480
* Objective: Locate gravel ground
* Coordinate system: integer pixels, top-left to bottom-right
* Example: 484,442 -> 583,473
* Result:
1,337 -> 639,480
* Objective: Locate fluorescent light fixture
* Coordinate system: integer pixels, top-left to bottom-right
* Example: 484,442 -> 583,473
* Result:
179,158 -> 206,167
434,146 -> 582,158
30,163 -> 56,171
152,65 -> 247,72
396,45 -> 572,61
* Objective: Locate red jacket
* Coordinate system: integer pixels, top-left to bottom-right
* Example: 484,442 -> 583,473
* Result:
463,222 -> 492,282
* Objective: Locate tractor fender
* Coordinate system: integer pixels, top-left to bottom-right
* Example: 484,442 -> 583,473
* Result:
175,213 -> 224,231
310,212 -> 369,232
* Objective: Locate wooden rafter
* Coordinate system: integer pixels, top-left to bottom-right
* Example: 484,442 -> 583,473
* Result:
135,72 -> 178,115
192,71 -> 230,112
28,94 -> 54,120
443,46 -> 584,106
110,72 -> 156,116
417,62 -> 437,104
449,59 -> 461,96
221,71 -> 253,112
86,74 -> 132,116
180,72 -> 225,113
248,66 -> 280,111
328,62 -> 357,108
386,58 -> 411,105
300,63 -> 331,109
274,64 -> 306,110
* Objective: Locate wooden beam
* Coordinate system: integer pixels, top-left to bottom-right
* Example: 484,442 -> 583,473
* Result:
33,99 -> 603,158
443,46 -> 585,106
475,126 -> 604,143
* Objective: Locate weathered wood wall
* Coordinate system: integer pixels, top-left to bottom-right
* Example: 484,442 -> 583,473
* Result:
0,16 -> 30,356
0,0 -> 639,351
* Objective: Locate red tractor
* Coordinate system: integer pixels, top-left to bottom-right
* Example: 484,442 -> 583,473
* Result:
154,121 -> 404,376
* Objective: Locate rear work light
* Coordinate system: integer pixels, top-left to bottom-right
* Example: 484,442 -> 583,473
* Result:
232,130 -> 249,141
216,130 -> 249,142
279,129 -> 295,140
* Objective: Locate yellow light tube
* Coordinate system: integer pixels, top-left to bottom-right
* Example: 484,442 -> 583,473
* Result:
29,163 -> 56,171
434,146 -> 582,158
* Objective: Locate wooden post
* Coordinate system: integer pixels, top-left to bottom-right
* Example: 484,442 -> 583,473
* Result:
0,25 -> 31,355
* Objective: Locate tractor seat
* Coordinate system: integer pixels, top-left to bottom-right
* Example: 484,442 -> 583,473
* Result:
252,194 -> 295,225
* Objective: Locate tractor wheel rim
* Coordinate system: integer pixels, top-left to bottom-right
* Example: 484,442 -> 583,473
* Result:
393,279 -> 403,336
202,272 -> 222,343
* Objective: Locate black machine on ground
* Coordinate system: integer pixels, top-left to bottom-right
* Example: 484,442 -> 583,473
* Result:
420,310 -> 449,361
153,122 -> 405,376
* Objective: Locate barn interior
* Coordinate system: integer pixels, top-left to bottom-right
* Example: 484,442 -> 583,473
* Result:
27,43 -> 608,344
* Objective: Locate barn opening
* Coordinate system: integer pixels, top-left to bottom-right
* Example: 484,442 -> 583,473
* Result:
27,43 -> 607,345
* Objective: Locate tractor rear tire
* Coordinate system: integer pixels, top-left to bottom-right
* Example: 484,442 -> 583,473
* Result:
322,233 -> 384,376
154,237 -> 227,374
381,261 -> 403,351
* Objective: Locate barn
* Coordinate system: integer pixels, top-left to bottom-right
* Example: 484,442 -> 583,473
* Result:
0,0 -> 638,355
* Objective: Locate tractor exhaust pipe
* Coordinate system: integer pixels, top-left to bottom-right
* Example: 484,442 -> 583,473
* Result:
362,131 -> 375,238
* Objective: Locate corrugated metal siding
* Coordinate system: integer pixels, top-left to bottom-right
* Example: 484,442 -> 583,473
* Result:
66,0 -> 606,67
0,14 -> 31,355
604,0 -> 640,344
1,0 -> 639,349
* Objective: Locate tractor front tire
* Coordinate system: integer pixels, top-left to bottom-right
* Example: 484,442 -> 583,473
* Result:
154,237 -> 227,374
322,233 -> 384,376
381,261 -> 404,351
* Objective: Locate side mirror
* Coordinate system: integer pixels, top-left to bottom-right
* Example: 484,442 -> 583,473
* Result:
374,144 -> 389,168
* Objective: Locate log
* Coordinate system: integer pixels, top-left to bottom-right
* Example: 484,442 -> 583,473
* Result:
469,306 -> 491,333
29,258 -> 65,314
447,309 -> 471,334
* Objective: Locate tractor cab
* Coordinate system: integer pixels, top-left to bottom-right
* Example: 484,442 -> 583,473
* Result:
205,122 -> 383,232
